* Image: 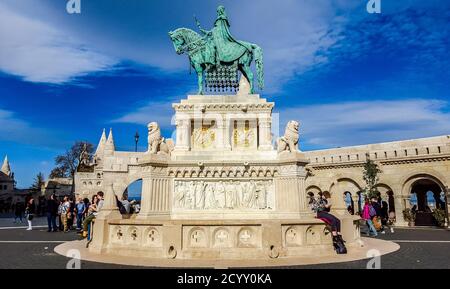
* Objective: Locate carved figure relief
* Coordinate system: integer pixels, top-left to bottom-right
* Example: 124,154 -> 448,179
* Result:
173,180 -> 274,210
192,121 -> 216,149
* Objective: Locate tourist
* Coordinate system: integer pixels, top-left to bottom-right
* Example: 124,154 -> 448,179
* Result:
115,195 -> 126,214
60,196 -> 71,233
82,192 -> 104,238
25,198 -> 35,231
46,194 -> 58,232
13,201 -> 24,223
120,194 -> 131,214
83,198 -> 90,217
380,199 -> 393,233
67,197 -> 75,230
388,211 -> 396,233
75,197 -> 86,231
371,197 -> 383,232
362,199 -> 378,237
309,192 -> 347,254
57,199 -> 63,231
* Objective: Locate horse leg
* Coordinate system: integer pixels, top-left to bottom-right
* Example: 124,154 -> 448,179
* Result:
194,63 -> 204,95
239,53 -> 254,93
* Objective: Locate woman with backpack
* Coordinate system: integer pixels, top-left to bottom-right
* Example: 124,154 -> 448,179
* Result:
362,198 -> 378,237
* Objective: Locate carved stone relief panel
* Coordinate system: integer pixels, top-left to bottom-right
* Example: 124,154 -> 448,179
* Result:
174,179 -> 274,210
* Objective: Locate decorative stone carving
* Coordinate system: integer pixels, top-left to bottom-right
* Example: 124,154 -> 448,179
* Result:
285,226 -> 302,247
173,180 -> 274,210
232,121 -> 256,149
112,226 -> 123,243
127,227 -> 139,243
148,122 -> 174,155
277,120 -> 300,153
238,227 -> 255,247
145,227 -> 162,247
189,228 -> 207,248
213,228 -> 231,248
306,226 -> 321,245
192,123 -> 216,149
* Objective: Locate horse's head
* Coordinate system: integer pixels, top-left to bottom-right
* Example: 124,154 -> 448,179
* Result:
168,29 -> 186,55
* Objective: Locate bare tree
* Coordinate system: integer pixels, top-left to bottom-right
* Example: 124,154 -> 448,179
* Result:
49,167 -> 67,179
53,141 -> 94,193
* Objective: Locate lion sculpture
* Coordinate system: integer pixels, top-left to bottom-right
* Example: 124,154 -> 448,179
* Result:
148,122 -> 174,155
277,120 -> 300,153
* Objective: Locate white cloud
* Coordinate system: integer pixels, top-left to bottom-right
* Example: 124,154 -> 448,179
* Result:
279,99 -> 450,149
0,108 -> 61,147
0,3 -> 117,84
111,100 -> 176,129
226,0 -> 350,92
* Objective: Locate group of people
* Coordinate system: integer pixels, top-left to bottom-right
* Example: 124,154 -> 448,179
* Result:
361,196 -> 395,237
44,192 -> 105,237
16,191 -> 138,235
307,191 -> 397,254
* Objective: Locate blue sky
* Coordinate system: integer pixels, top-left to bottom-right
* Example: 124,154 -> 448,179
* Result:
0,0 -> 449,188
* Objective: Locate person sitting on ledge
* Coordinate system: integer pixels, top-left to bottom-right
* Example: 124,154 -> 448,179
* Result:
82,192 -> 104,238
308,192 -> 347,254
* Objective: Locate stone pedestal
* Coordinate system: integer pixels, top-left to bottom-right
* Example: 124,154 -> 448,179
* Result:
88,92 -> 361,260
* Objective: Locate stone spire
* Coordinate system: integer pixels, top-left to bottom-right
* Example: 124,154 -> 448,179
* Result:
95,128 -> 107,156
104,128 -> 115,155
1,155 -> 11,176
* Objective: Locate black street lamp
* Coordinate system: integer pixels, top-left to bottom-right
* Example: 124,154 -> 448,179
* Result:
134,131 -> 140,152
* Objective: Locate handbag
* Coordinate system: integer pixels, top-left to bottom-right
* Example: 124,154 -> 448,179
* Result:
372,216 -> 382,231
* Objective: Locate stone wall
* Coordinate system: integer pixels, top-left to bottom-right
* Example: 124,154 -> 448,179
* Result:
304,135 -> 450,226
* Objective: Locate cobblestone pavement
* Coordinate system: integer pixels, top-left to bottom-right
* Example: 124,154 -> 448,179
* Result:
0,217 -> 449,269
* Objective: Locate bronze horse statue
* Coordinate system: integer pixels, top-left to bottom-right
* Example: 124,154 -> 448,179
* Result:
169,27 -> 264,94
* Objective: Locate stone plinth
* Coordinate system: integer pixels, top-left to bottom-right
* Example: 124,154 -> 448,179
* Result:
86,92 -> 361,261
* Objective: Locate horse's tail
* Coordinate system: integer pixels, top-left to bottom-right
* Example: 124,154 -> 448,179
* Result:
253,45 -> 264,90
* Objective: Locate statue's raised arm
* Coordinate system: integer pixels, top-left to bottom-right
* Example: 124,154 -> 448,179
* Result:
194,15 -> 211,36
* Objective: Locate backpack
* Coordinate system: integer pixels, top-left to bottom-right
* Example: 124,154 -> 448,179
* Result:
369,205 -> 377,217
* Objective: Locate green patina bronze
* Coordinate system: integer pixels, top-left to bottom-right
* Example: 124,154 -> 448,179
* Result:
169,5 -> 264,94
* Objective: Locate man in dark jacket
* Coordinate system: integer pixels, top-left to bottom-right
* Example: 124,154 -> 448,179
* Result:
46,194 -> 58,232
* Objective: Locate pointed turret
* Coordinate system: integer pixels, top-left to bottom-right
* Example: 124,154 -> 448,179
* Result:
1,155 -> 11,177
104,128 -> 115,155
95,128 -> 107,156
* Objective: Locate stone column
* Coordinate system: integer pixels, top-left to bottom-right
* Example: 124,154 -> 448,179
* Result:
175,118 -> 190,151
297,177 -> 308,212
331,183 -> 350,216
215,115 -> 229,150
258,116 -> 273,150
394,195 -> 408,226
139,177 -> 153,216
138,171 -> 171,219
223,118 -> 231,150
445,187 -> 450,228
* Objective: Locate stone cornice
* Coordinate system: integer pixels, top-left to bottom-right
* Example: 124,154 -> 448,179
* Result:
307,154 -> 450,170
172,103 -> 274,112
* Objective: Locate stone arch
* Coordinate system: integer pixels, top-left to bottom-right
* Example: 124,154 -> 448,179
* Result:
401,172 -> 448,226
306,185 -> 322,195
375,183 -> 396,213
329,178 -> 362,212
401,172 -> 446,198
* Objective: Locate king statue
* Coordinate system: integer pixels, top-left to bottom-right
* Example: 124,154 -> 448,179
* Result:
169,6 -> 264,94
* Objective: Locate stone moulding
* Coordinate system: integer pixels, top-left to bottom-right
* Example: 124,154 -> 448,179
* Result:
96,218 -> 355,259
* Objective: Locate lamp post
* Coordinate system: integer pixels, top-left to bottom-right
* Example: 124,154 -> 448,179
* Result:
134,131 -> 139,152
